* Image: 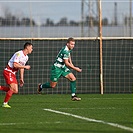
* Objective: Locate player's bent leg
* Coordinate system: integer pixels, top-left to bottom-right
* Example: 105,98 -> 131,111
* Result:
2,83 -> 18,108
0,86 -> 10,92
37,82 -> 57,94
65,73 -> 81,101
2,89 -> 13,108
65,73 -> 77,94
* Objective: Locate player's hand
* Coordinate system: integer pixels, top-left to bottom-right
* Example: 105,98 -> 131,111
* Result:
75,67 -> 82,72
25,65 -> 31,70
20,79 -> 24,87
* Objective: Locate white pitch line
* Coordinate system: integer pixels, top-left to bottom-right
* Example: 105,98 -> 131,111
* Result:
0,123 -> 17,125
85,98 -> 133,100
44,108 -> 133,132
58,107 -> 117,110
0,121 -> 61,126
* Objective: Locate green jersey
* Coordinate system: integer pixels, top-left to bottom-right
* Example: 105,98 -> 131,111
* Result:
50,45 -> 72,82
54,45 -> 71,67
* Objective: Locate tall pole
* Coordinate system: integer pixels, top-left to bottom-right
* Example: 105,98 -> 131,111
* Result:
81,0 -> 84,37
114,2 -> 117,25
29,1 -> 33,42
130,0 -> 132,37
98,0 -> 103,94
97,0 -> 99,37
89,0 -> 93,36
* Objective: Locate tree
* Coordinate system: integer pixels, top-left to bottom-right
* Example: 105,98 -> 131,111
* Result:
45,18 -> 54,26
57,17 -> 68,26
21,18 -> 36,26
102,18 -> 108,26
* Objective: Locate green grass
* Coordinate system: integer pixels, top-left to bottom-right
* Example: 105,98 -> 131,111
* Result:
0,94 -> 133,133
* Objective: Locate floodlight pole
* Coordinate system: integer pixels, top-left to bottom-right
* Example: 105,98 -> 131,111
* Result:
98,0 -> 103,94
130,0 -> 132,37
81,0 -> 84,37
29,1 -> 33,42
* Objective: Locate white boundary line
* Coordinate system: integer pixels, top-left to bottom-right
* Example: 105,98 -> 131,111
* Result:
0,121 -> 61,126
58,107 -> 117,110
44,108 -> 133,132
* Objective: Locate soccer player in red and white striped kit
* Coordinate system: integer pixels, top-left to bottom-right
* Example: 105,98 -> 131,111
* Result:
0,42 -> 33,108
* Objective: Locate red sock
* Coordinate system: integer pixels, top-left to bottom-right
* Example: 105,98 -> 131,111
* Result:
4,90 -> 14,103
0,86 -> 10,92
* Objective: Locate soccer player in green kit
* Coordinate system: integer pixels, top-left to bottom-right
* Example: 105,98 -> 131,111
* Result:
38,37 -> 82,101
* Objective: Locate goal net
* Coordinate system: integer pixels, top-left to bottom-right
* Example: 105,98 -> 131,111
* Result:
0,38 -> 133,94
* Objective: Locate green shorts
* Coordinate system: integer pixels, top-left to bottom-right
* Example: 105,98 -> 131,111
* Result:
50,65 -> 71,82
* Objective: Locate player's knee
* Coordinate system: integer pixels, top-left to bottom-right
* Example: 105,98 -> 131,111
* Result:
9,84 -> 18,94
11,88 -> 18,94
71,77 -> 76,81
70,74 -> 76,81
13,89 -> 18,94
50,82 -> 57,88
50,84 -> 56,88
73,77 -> 76,81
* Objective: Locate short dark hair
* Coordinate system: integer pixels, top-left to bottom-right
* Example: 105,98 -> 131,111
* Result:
24,42 -> 32,49
67,37 -> 75,43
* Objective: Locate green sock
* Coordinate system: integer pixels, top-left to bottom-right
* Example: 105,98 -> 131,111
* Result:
42,82 -> 51,88
70,80 -> 76,94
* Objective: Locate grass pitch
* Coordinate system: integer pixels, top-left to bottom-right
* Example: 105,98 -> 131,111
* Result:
0,94 -> 133,133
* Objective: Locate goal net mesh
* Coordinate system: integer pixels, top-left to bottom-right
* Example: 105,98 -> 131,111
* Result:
0,38 -> 133,94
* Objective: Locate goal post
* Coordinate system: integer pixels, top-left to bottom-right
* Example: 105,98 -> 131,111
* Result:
98,0 -> 103,94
